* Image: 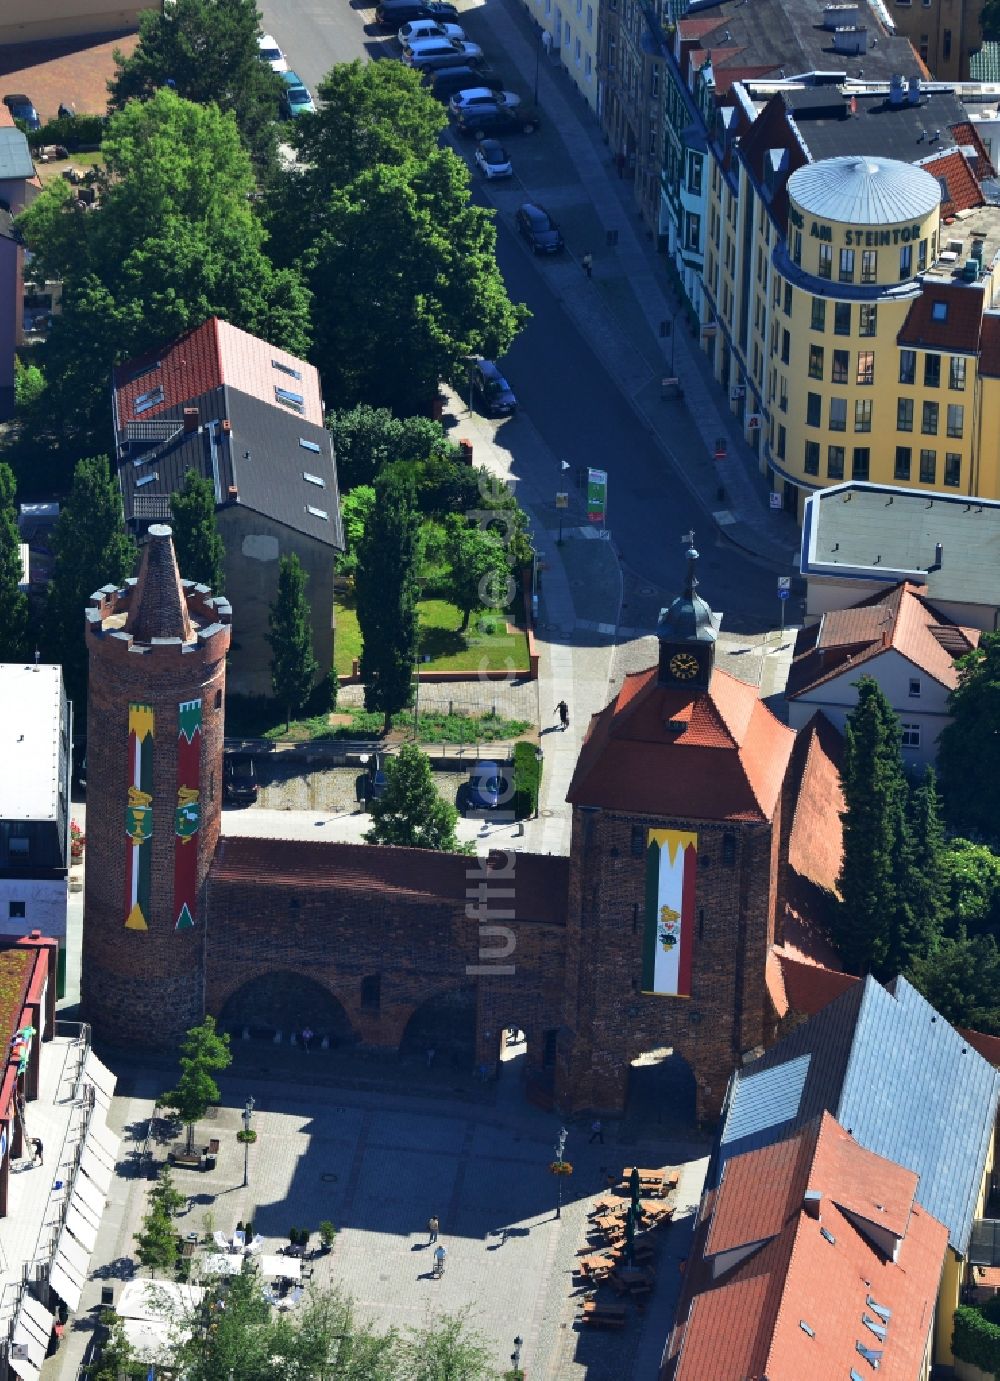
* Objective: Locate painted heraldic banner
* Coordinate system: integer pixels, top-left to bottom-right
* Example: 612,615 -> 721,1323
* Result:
642,829 -> 697,996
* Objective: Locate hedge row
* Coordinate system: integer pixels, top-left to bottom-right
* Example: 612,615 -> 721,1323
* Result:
27,114 -> 105,153
512,740 -> 542,821
953,1305 -> 1000,1376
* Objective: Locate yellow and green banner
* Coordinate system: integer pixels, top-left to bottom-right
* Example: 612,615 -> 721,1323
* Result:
173,699 -> 202,931
642,828 -> 697,996
124,703 -> 154,932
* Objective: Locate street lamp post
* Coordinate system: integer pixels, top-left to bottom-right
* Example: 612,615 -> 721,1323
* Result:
241,1095 -> 255,1189
555,1125 -> 568,1219
533,26 -> 542,105
510,1334 -> 524,1379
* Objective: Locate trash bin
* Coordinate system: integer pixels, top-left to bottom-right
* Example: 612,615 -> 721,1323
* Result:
101,1285 -> 114,1307
203,1155 -> 216,1172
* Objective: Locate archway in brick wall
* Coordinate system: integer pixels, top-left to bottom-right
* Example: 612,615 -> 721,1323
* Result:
217,972 -> 356,1046
621,1045 -> 698,1138
399,986 -> 477,1069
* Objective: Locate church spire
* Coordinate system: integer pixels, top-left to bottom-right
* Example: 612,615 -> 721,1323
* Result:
656,531 -> 722,689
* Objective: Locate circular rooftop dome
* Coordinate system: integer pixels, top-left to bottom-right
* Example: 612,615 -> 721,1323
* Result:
788,156 -> 941,226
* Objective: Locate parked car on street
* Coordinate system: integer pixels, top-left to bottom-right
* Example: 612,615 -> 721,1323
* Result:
3,94 -> 40,130
281,71 -> 316,117
470,357 -> 517,415
449,87 -> 521,115
429,67 -> 502,101
398,18 -> 464,44
257,34 -> 289,73
516,201 -> 563,254
224,755 -> 259,805
362,752 -> 389,804
473,138 -> 512,179
453,104 -> 539,139
402,37 -> 483,69
464,760 -> 508,812
376,0 -> 458,26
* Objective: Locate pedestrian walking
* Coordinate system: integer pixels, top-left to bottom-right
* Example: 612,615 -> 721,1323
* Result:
556,700 -> 569,731
428,1216 -> 439,1243
433,1243 -> 447,1276
542,28 -> 553,57
588,1119 -> 604,1144
582,252 -> 593,279
301,1026 -> 313,1053
31,1138 -> 43,1166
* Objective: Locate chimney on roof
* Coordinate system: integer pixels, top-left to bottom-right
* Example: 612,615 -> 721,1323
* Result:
804,1190 -> 822,1219
183,407 -> 199,433
928,542 -> 943,574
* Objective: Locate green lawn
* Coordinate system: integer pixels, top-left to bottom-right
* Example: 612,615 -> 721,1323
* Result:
334,592 -> 529,678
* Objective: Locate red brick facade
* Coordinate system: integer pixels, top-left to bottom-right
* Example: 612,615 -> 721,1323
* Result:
82,531 -> 231,1047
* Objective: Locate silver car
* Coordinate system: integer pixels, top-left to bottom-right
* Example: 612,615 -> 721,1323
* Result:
398,18 -> 465,43
402,37 -> 484,67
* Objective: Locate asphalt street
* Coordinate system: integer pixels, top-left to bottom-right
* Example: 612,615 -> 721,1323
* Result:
259,0 -> 785,629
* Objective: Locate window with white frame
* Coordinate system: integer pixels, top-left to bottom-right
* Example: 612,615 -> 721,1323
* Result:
901,723 -> 921,749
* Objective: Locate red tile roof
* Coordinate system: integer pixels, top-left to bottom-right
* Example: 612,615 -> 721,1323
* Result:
211,838 -> 569,925
567,664 -> 794,822
670,1112 -> 949,1381
774,951 -> 859,1016
950,121 -> 995,178
959,1027 -> 1000,1067
897,281 -> 986,354
112,318 -> 325,428
785,712 -> 844,897
787,582 -> 978,699
919,149 -> 984,216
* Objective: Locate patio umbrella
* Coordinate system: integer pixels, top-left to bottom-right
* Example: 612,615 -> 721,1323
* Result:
624,1201 -> 638,1268
629,1166 -> 641,1210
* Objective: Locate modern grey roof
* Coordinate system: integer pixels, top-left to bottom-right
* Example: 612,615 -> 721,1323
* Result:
801,481 -> 1000,612
0,127 -> 34,182
776,87 -> 973,168
788,155 -> 942,225
117,385 -> 343,550
715,975 -> 1000,1254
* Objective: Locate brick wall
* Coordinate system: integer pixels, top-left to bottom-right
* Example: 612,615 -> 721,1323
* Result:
204,864 -> 568,1081
82,589 -> 228,1047
558,806 -> 779,1122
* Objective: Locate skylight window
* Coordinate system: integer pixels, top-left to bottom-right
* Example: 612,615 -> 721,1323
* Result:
851,1372 -> 866,1381
855,1341 -> 883,1367
931,301 -> 948,322
275,387 -> 305,413
866,1296 -> 892,1323
134,384 -> 165,415
135,473 -> 158,487
820,1226 -> 836,1245
272,360 -> 303,380
299,437 -> 321,453
799,1321 -> 815,1338
306,505 -> 329,520
862,1314 -> 887,1342
303,472 -> 325,487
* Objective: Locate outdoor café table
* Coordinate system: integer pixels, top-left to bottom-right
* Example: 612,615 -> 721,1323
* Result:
640,1200 -> 673,1221
594,1214 -> 625,1235
260,1255 -> 302,1281
578,1253 -> 615,1279
203,1253 -> 242,1276
615,1267 -> 654,1288
592,1194 -> 629,1216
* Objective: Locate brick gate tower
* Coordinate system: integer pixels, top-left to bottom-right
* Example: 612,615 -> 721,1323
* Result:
82,525 -> 231,1046
559,544 -> 796,1122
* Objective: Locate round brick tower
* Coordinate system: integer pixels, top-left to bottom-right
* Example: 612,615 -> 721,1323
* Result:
82,525 -> 232,1047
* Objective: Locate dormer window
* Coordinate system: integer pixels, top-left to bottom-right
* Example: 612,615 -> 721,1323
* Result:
931,301 -> 948,322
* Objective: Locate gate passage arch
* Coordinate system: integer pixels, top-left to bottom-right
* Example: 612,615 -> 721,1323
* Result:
399,986 -> 477,1067
217,971 -> 356,1045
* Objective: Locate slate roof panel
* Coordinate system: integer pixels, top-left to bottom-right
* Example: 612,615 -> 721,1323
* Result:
0,127 -> 34,180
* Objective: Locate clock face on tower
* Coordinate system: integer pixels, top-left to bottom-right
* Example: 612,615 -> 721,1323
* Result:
669,652 -> 700,681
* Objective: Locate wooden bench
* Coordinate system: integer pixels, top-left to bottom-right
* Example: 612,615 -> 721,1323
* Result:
581,1301 -> 626,1330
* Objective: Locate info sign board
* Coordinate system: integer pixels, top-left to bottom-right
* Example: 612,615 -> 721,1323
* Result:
587,468 -> 608,523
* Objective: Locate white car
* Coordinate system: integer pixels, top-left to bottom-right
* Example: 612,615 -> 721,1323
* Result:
398,19 -> 465,44
401,37 -> 483,66
258,34 -> 288,73
474,139 -> 512,179
449,86 -> 521,116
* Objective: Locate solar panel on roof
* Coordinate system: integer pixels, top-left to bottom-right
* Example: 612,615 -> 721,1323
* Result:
134,385 -> 165,415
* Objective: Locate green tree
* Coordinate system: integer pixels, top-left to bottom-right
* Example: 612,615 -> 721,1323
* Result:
899,766 -> 947,964
43,455 -> 136,712
108,0 -> 284,168
170,468 -> 226,592
267,553 -> 319,728
161,1015 -> 232,1154
0,462 -> 29,662
336,484 -> 376,578
836,677 -> 911,976
86,1312 -> 138,1381
326,404 -> 455,492
13,355 -> 45,412
366,744 -> 461,851
305,154 -> 527,415
149,1164 -> 186,1218
444,517 -> 513,630
134,1197 -> 178,1274
356,470 -> 420,733
941,838 -> 1000,937
908,925 -> 1000,1033
938,632 -> 1000,841
400,1312 -> 496,1381
983,0 -> 1000,40
18,89 -> 310,448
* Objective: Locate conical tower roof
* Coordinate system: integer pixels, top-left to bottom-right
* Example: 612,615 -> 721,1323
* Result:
124,524 -> 194,643
657,545 -> 720,646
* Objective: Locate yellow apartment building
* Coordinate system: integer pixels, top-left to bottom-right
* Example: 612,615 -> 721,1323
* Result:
703,152 -> 1000,518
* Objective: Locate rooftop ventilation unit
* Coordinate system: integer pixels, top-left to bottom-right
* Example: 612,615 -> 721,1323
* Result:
833,26 -> 867,54
823,2 -> 860,25
889,72 -> 907,106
